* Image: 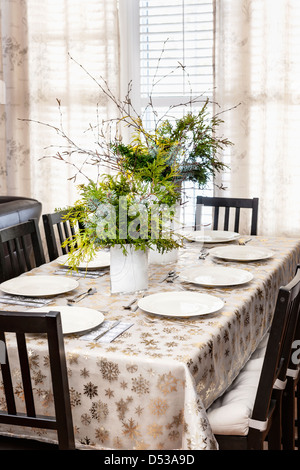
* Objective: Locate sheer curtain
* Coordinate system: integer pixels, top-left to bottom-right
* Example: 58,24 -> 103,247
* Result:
214,0 -> 300,237
0,0 -> 120,213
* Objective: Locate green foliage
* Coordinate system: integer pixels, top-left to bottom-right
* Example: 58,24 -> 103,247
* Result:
62,153 -> 183,268
112,99 -> 232,188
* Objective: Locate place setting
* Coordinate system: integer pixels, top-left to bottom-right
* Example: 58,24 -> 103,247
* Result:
136,289 -> 225,326
208,245 -> 274,262
183,229 -> 241,244
0,268 -> 134,341
0,274 -> 80,307
54,250 -> 110,278
179,265 -> 254,287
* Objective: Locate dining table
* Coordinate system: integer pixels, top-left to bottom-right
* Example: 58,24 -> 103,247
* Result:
0,233 -> 300,451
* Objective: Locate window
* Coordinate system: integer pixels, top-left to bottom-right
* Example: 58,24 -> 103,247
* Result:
121,0 -> 215,228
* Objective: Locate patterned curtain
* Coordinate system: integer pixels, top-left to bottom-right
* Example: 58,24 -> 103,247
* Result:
0,0 -> 120,213
214,0 -> 300,237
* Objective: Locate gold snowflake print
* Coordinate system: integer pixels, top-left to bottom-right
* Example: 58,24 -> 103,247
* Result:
67,352 -> 80,365
70,387 -> 81,407
81,413 -> 91,426
84,381 -> 98,399
90,400 -> 109,422
122,417 -> 141,440
98,359 -> 120,382
147,423 -> 163,439
116,397 -> 131,420
131,374 -> 150,395
157,372 -> 178,395
149,397 -> 169,416
105,388 -> 114,398
28,350 -> 39,369
32,369 -> 46,385
95,426 -> 109,443
80,368 -> 90,378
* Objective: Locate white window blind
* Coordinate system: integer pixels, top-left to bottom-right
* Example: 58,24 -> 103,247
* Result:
138,0 -> 215,228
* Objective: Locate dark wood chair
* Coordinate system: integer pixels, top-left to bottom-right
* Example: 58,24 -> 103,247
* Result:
0,218 -> 46,283
0,310 -> 75,450
196,196 -> 259,235
43,210 -> 79,261
281,314 -> 300,449
207,265 -> 300,450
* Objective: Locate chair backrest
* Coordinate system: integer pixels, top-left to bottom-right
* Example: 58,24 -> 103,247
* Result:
0,310 -> 75,450
0,218 -> 46,283
248,265 -> 300,444
43,210 -> 78,261
196,196 -> 259,235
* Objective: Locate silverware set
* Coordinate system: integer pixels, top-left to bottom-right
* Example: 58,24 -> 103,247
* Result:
159,270 -> 178,283
54,269 -> 108,279
199,248 -> 209,259
93,320 -> 121,341
123,298 -> 139,312
0,295 -> 53,308
67,287 -> 97,304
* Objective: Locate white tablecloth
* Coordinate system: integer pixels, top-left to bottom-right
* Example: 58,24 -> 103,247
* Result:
0,236 -> 300,450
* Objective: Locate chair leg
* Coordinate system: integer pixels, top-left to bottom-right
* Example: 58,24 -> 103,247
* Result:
296,381 -> 300,449
282,379 -> 296,449
267,396 -> 282,450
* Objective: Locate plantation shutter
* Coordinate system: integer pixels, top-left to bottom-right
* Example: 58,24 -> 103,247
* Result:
139,0 -> 215,227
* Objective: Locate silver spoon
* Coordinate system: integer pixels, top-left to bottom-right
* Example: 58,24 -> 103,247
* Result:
123,298 -> 137,309
238,238 -> 252,245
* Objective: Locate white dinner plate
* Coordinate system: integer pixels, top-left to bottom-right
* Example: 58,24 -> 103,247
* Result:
209,245 -> 274,262
0,275 -> 79,297
57,251 -> 110,270
28,306 -> 104,335
180,266 -> 253,287
138,291 -> 224,317
184,230 -> 240,243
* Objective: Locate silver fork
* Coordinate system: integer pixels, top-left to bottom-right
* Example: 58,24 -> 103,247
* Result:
159,270 -> 176,283
67,287 -> 97,303
199,249 -> 209,259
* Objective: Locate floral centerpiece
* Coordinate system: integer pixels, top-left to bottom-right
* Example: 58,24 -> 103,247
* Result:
23,54 -> 236,292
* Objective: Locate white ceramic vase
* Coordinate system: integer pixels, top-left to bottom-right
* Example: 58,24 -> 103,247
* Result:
110,244 -> 148,294
149,247 -> 179,264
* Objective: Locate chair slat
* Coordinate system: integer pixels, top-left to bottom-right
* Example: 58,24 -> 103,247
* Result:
0,331 -> 16,415
224,207 -> 230,230
197,196 -> 259,235
43,211 -> 80,261
0,311 -> 75,449
213,206 -> 219,230
16,332 -> 36,418
0,219 -> 45,283
20,236 -> 31,271
234,207 -> 240,233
